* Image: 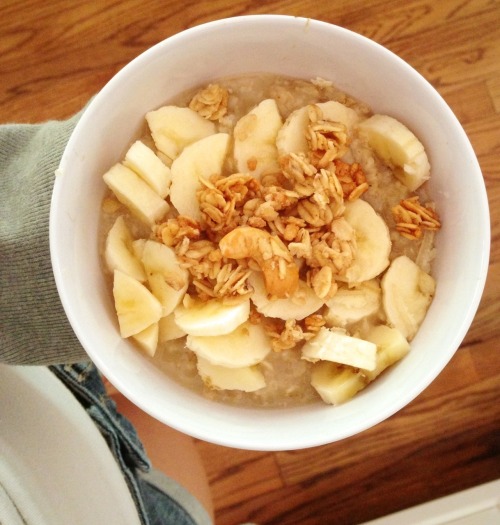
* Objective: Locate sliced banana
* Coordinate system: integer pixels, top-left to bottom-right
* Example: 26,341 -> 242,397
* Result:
248,272 -> 324,321
311,361 -> 368,405
132,322 -> 159,357
123,140 -> 172,198
233,98 -> 282,178
146,105 -> 216,162
169,133 -> 230,220
158,313 -> 186,343
147,273 -> 187,317
276,100 -> 360,157
381,255 -> 436,340
138,240 -> 189,316
104,215 -> 146,282
343,198 -> 391,283
103,163 -> 169,226
196,357 -> 266,392
317,100 -> 360,129
362,325 -> 410,381
174,298 -> 250,336
131,238 -> 147,261
187,321 -> 271,368
112,270 -> 163,338
302,327 -> 377,370
276,105 -> 309,156
140,240 -> 189,291
324,279 -> 381,327
357,114 -> 430,191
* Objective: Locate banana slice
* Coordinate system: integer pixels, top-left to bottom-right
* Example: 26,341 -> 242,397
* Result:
131,238 -> 147,261
174,298 -> 250,336
196,357 -> 266,392
139,240 -> 189,316
276,101 -> 360,157
147,273 -> 187,318
357,114 -> 430,191
169,133 -> 230,220
362,325 -> 410,381
302,327 -> 377,370
381,255 -> 436,340
112,270 -> 163,338
146,105 -> 216,162
233,98 -> 282,178
187,321 -> 271,368
141,240 -> 189,291
132,322 -> 159,357
197,357 -> 266,392
103,163 -> 170,226
324,279 -> 381,327
248,272 -> 323,321
317,100 -> 360,130
311,361 -> 368,405
105,216 -> 146,282
343,199 -> 391,283
123,140 -> 172,198
276,105 -> 309,156
158,313 -> 186,343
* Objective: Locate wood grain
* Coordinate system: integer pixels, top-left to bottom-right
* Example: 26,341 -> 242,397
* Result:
2,1 -> 498,524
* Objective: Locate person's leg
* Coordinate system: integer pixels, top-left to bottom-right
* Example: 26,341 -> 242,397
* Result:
110,389 -> 214,522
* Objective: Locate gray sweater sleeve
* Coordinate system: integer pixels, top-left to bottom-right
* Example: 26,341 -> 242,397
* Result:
0,112 -> 89,365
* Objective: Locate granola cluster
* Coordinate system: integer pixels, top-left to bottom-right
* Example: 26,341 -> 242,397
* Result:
188,83 -> 229,121
156,84 -> 441,353
392,196 -> 441,240
251,310 -> 326,352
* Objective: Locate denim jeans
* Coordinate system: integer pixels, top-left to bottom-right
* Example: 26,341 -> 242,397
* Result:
50,362 -> 212,525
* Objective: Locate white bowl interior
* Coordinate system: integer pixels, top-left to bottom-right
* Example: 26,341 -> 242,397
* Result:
50,15 -> 490,450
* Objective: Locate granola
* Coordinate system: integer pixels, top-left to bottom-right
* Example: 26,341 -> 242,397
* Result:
392,196 -> 441,240
101,73 -> 442,408
188,83 -> 229,121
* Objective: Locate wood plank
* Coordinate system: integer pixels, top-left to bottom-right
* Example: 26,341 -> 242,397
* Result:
440,81 -> 495,125
194,444 -> 284,509
488,76 -> 500,112
337,0 -> 498,44
385,8 -> 500,90
214,407 -> 499,524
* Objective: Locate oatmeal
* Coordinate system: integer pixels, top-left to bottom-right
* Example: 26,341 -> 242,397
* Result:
100,74 -> 441,407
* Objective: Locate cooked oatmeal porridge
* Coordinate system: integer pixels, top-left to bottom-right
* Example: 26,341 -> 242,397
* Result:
100,74 -> 441,408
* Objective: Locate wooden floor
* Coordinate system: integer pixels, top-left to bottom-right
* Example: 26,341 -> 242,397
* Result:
2,1 -> 499,524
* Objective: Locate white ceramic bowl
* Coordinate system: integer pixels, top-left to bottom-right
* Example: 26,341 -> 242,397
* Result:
50,15 -> 490,451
